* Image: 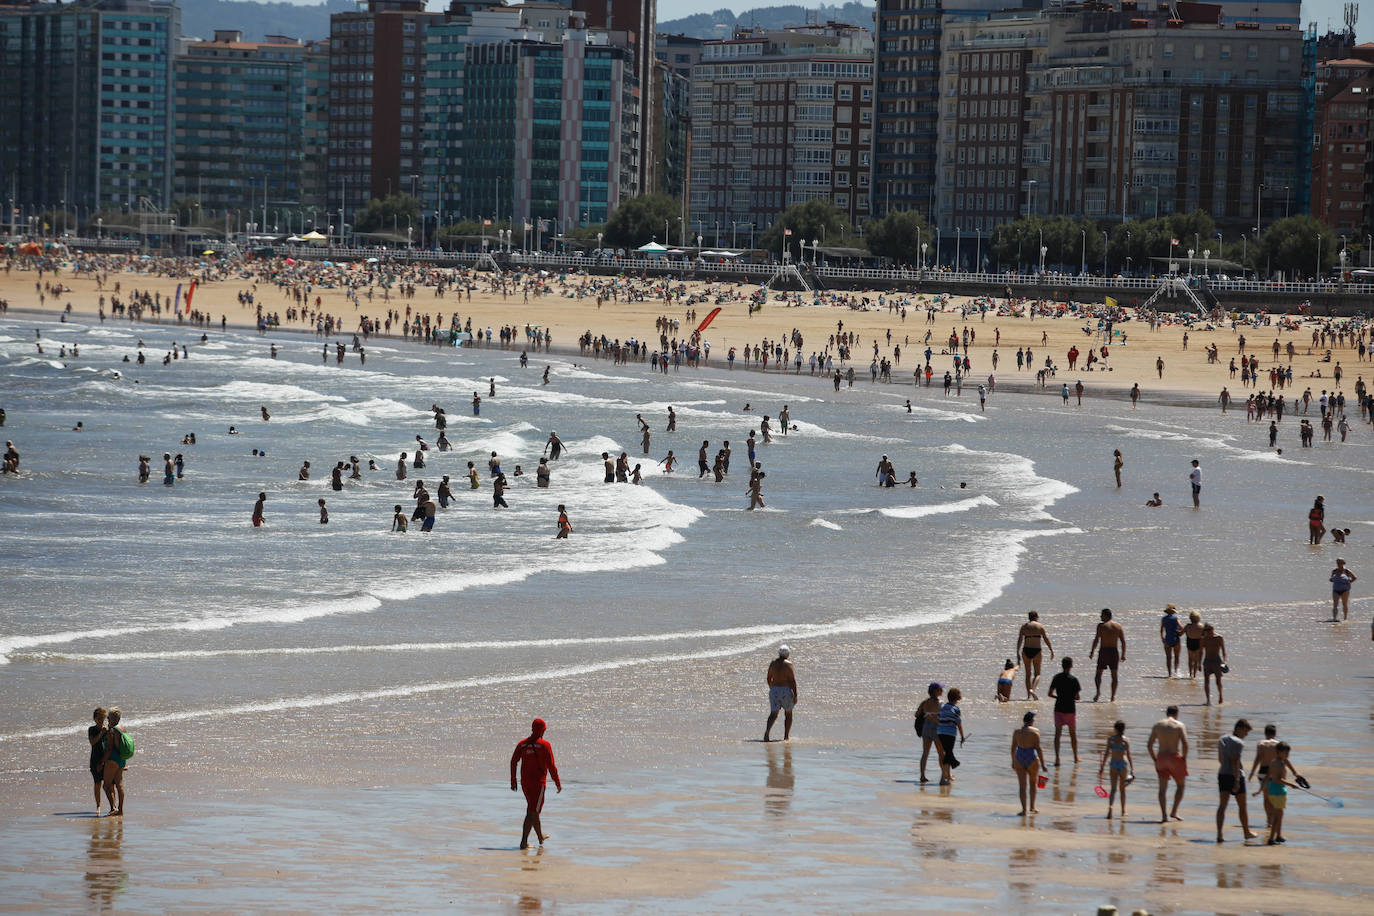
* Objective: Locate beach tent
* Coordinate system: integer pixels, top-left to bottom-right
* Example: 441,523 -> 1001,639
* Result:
300,230 -> 328,241
636,241 -> 668,258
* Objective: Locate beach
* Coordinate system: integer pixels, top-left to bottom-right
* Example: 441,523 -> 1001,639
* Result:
1,258 -> 1373,914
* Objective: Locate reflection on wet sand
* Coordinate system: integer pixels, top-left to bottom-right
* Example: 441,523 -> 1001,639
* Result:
764,744 -> 793,818
84,816 -> 125,915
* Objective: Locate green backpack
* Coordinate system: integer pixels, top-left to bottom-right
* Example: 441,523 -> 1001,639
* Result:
117,730 -> 135,760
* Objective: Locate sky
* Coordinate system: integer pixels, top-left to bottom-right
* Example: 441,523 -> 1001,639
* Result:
302,0 -> 1374,43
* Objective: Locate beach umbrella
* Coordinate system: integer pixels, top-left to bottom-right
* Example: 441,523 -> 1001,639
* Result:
365,257 -> 379,264
284,258 -> 296,266
202,249 -> 216,256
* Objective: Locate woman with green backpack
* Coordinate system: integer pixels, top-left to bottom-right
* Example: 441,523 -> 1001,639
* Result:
101,707 -> 133,817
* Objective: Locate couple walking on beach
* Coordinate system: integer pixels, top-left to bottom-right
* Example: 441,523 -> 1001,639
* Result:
87,707 -> 131,817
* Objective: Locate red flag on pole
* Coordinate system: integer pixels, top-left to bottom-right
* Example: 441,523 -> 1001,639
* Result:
185,280 -> 197,314
783,228 -> 793,236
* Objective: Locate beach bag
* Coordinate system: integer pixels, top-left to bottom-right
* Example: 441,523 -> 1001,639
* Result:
118,730 -> 134,759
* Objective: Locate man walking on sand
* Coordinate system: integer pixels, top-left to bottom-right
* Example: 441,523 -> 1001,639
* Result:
1189,459 -> 1202,507
764,645 -> 797,742
1015,611 -> 1054,699
1216,719 -> 1260,843
510,718 -> 561,850
1089,608 -> 1125,702
1147,705 -> 1189,822
1047,657 -> 1081,767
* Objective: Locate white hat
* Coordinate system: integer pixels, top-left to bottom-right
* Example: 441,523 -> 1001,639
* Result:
778,645 -> 790,658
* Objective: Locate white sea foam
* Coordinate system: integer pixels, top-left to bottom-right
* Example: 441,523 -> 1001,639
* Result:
877,494 -> 998,519
809,518 -> 843,530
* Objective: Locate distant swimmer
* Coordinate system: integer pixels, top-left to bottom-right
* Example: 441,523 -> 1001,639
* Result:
555,504 -> 572,539
658,450 -> 677,473
261,406 -> 271,422
905,400 -> 912,413
436,431 -> 450,451
228,426 -> 238,435
468,462 -> 479,490
1011,710 -> 1045,816
536,458 -> 550,488
492,473 -> 509,509
666,406 -> 677,432
270,345 -> 277,358
73,421 -> 83,432
1147,705 -> 1188,822
631,464 -> 643,485
318,498 -> 329,525
764,646 -> 797,742
299,461 -> 311,481
437,476 -> 452,508
1015,611 -> 1054,700
489,452 -> 502,477
420,497 -> 437,531
1113,449 -> 1123,488
875,455 -> 895,487
779,405 -> 790,435
472,392 -> 481,416
1088,608 -> 1125,702
1146,492 -> 1162,507
1189,460 -> 1202,507
602,452 -> 615,483
489,377 -> 496,397
760,415 -> 772,443
331,463 -> 344,491
510,718 -> 562,850
392,505 -> 408,533
542,366 -> 550,386
251,492 -> 266,527
1330,558 -> 1356,621
906,472 -> 919,487
544,431 -> 564,460
162,453 -> 174,487
396,454 -> 407,481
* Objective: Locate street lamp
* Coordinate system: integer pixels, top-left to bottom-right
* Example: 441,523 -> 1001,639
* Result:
812,239 -> 820,267
920,242 -> 928,274
975,227 -> 982,275
1039,244 -> 1048,275
1187,248 -> 1195,276
1202,248 -> 1210,276
1101,230 -> 1109,277
1080,229 -> 1086,276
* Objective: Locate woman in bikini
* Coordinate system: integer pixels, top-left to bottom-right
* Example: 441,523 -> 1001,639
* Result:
996,659 -> 1017,702
915,682 -> 945,783
1183,610 -> 1206,679
1011,710 -> 1046,816
1097,720 -> 1135,818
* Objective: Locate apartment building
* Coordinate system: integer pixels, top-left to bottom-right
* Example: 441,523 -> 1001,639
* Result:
0,0 -> 179,218
1312,55 -> 1372,235
423,3 -> 639,229
173,30 -> 326,219
327,0 -> 443,225
931,5 -> 1309,234
689,23 -> 874,242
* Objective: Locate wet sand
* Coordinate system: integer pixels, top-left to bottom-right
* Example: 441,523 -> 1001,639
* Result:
3,598 -> 1373,914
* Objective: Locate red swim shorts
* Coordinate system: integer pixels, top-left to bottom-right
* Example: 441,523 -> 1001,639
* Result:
1155,751 -> 1188,782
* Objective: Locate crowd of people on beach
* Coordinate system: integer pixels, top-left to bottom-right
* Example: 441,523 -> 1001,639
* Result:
1,251 -> 1368,858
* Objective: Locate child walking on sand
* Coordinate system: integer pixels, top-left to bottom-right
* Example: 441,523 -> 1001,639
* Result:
1098,720 -> 1135,818
1265,742 -> 1299,845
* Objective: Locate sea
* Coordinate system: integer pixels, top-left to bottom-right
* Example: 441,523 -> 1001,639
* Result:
2,313 -> 1371,802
